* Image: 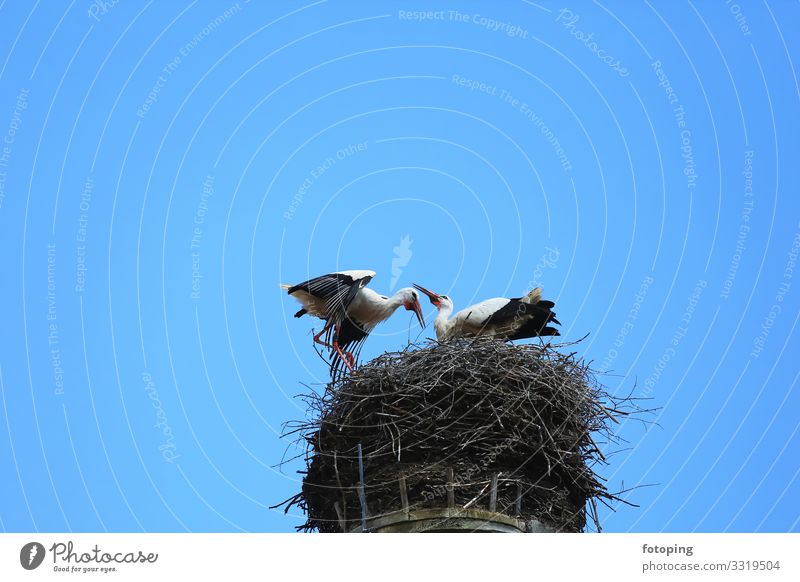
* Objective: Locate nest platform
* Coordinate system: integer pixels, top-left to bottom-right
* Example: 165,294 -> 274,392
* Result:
279,339 -> 637,532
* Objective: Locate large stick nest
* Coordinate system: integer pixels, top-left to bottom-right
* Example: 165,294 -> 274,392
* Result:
278,339 -> 642,532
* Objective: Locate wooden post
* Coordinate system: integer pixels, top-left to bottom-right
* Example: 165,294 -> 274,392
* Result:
334,501 -> 346,532
399,473 -> 409,515
489,474 -> 498,512
446,467 -> 455,509
333,451 -> 347,528
357,443 -> 368,532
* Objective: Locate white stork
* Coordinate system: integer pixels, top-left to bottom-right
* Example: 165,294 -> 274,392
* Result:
281,269 -> 425,373
412,283 -> 560,341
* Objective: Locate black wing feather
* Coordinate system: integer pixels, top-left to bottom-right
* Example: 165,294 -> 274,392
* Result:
481,298 -> 525,326
288,272 -> 373,324
328,317 -> 371,381
481,297 -> 560,340
287,272 -> 355,297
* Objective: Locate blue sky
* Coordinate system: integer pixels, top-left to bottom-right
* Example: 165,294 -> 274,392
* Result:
0,0 -> 798,533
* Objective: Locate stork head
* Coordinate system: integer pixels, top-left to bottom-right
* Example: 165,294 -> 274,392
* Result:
412,284 -> 453,312
397,287 -> 425,327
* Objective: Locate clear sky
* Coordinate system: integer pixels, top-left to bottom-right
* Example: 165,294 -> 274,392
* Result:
0,0 -> 798,533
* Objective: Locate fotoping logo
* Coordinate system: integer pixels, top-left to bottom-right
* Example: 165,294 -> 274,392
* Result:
20,542 -> 46,570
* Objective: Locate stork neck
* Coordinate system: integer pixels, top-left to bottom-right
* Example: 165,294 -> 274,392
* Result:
433,303 -> 454,340
367,290 -> 405,319
387,290 -> 407,309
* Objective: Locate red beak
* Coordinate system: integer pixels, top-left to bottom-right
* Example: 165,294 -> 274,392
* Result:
413,283 -> 442,307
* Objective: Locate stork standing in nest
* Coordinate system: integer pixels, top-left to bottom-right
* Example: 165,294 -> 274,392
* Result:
282,269 -> 425,373
412,283 -> 560,341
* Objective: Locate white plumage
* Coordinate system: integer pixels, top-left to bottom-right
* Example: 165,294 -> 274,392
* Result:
413,284 -> 560,342
282,270 -> 424,373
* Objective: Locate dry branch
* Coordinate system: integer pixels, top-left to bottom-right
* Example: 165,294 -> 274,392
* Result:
276,339 -> 645,532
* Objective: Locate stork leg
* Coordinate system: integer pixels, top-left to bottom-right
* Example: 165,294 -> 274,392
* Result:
332,323 -> 355,372
312,320 -> 333,348
332,337 -> 355,372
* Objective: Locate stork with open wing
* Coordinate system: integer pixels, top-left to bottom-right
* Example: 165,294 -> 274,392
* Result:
282,269 -> 425,374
